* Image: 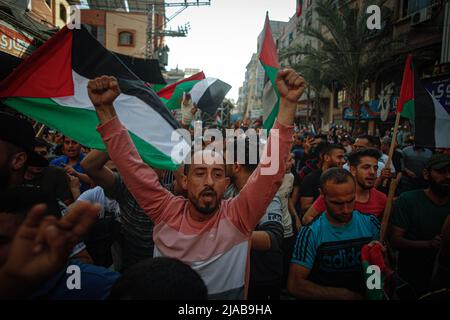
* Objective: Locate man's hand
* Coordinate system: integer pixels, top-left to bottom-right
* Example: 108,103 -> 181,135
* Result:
276,69 -> 306,126
64,165 -> 78,177
0,202 -> 100,298
87,76 -> 120,124
68,174 -> 80,190
430,234 -> 442,249
379,168 -> 393,181
181,92 -> 197,127
276,69 -> 306,105
87,76 -> 120,107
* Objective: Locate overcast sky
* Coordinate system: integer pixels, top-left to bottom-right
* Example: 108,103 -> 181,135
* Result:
164,0 -> 296,102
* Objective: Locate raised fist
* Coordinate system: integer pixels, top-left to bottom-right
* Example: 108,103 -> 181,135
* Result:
275,69 -> 306,105
87,76 -> 121,107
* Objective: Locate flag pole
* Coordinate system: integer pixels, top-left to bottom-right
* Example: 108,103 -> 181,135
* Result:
380,172 -> 402,243
382,112 -> 401,187
35,124 -> 46,138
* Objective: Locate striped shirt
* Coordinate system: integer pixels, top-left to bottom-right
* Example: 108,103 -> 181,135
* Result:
97,117 -> 292,299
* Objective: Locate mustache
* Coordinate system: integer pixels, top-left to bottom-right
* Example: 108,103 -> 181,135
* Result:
200,187 -> 217,197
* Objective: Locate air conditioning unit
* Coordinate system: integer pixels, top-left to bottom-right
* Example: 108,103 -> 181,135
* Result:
410,7 -> 432,26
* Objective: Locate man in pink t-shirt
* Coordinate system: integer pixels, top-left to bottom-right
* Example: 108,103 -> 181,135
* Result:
303,148 -> 387,224
86,70 -> 306,299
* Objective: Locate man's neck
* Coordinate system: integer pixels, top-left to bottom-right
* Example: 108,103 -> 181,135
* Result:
67,156 -> 79,166
325,211 -> 352,227
424,188 -> 449,206
356,183 -> 371,203
188,203 -> 217,222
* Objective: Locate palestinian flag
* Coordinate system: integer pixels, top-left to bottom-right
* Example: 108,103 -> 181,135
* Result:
397,54 -> 450,148
157,71 -> 205,110
361,243 -> 393,300
190,78 -> 231,115
259,12 -> 280,130
0,26 -> 189,170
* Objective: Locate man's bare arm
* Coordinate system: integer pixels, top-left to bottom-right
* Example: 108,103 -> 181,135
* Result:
81,150 -> 115,193
303,205 -> 319,225
287,264 -> 364,300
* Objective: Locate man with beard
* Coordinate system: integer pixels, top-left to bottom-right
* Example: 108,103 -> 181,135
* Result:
298,144 -> 346,214
50,136 -> 93,192
390,153 -> 450,297
86,69 -> 305,299
288,168 -> 380,300
303,148 -> 387,224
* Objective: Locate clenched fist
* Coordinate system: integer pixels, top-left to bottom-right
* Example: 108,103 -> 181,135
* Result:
276,69 -> 306,105
87,76 -> 121,107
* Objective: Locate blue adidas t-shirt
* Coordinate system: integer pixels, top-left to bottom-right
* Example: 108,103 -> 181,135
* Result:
292,211 -> 380,294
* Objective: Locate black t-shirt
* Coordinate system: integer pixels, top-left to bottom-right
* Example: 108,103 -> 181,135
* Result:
23,166 -> 72,203
299,169 -> 322,201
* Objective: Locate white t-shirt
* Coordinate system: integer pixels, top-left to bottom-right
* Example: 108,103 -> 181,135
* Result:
77,186 -> 120,219
278,173 -> 295,238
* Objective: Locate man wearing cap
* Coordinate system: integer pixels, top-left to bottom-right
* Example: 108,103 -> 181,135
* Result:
0,112 -> 49,191
389,153 -> 450,297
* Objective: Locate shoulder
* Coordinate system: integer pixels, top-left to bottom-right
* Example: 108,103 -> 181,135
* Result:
371,188 -> 387,202
355,210 -> 381,227
304,212 -> 325,232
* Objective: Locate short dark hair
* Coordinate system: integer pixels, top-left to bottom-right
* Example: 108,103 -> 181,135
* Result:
109,257 -> 207,300
347,148 -> 382,167
356,135 -> 380,148
321,144 -> 345,157
320,168 -> 355,194
231,135 -> 261,173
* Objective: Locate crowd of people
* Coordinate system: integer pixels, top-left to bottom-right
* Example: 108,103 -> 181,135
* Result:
0,69 -> 449,300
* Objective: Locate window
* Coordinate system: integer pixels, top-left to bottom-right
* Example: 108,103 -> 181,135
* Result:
118,30 -> 135,46
59,4 -> 67,22
402,0 -> 434,17
45,0 -> 51,8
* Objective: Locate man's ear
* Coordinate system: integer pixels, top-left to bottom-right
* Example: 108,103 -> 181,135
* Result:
349,165 -> 357,177
11,152 -> 27,171
181,174 -> 188,190
224,176 -> 230,189
233,163 -> 240,174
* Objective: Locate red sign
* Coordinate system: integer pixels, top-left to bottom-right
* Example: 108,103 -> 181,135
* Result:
0,21 -> 34,58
